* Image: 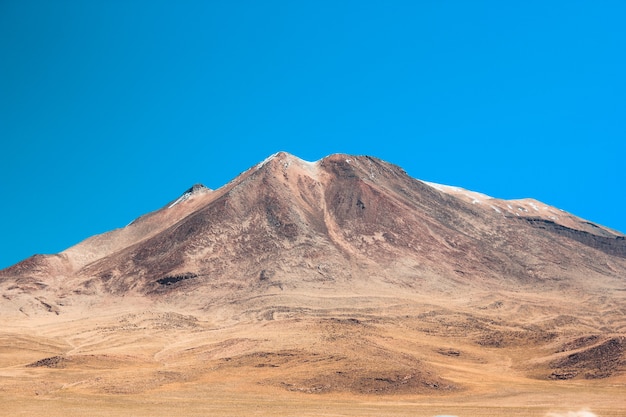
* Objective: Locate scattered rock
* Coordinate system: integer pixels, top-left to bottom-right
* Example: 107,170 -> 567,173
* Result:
437,349 -> 461,357
259,269 -> 274,281
156,272 -> 198,286
549,337 -> 625,379
26,356 -> 66,368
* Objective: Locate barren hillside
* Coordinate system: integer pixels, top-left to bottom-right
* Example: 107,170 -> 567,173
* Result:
1,152 -> 625,416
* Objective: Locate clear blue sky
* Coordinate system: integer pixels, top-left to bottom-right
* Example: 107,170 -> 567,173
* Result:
1,1 -> 625,269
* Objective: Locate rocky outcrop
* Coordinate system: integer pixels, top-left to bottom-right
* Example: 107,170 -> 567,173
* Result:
521,217 -> 626,258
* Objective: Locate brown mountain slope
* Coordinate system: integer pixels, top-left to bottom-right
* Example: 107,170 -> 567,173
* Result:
0,152 -> 625,416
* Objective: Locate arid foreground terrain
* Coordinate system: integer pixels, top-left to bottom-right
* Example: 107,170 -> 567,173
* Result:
1,153 -> 625,416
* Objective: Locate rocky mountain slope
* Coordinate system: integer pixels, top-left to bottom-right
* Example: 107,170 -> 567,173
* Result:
0,152 -> 625,416
3,152 -> 624,306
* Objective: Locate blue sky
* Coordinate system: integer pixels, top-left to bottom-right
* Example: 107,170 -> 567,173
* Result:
1,1 -> 625,269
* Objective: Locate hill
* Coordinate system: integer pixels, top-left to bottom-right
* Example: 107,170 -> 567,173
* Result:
1,152 -> 625,416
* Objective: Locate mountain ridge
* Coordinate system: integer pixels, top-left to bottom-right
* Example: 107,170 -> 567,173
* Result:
0,153 -> 625,414
1,151 -> 624,308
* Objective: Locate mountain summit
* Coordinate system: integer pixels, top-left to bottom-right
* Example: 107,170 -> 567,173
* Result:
1,151 -> 624,309
0,153 -> 625,404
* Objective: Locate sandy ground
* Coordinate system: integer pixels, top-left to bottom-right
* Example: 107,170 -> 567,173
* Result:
1,292 -> 624,417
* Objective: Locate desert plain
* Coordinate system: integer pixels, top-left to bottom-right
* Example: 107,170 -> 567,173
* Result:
1,286 -> 624,417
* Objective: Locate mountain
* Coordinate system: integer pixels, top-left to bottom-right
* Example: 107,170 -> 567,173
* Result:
1,152 -> 625,416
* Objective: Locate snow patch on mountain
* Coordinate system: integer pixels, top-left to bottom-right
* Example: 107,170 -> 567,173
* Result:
424,182 -> 493,203
168,193 -> 191,209
256,152 -> 282,170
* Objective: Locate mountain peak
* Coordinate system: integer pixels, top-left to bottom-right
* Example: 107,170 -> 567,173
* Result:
167,183 -> 211,209
186,183 -> 210,194
3,152 -> 625,297
0,152 -> 626,415
2,152 -> 625,412
255,151 -> 315,170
